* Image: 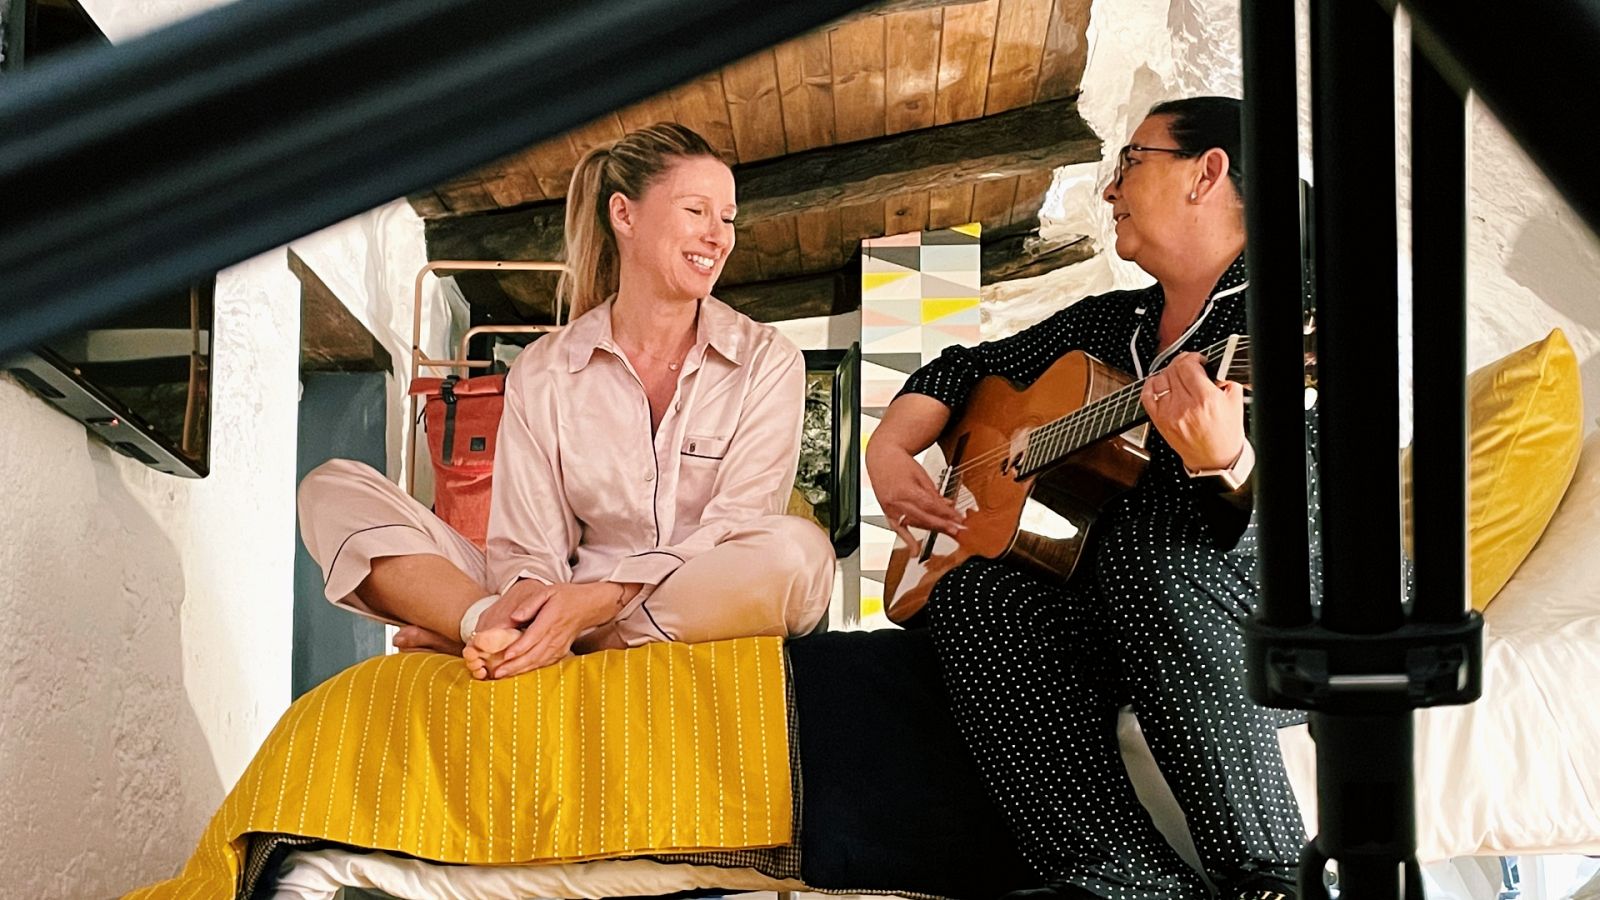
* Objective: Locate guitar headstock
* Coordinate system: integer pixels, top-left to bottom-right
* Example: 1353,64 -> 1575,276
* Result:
1203,313 -> 1319,397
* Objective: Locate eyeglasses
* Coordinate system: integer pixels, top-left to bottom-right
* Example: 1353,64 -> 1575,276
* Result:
1108,144 -> 1197,190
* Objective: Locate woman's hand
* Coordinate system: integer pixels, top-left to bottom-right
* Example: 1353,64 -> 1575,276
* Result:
866,441 -> 965,549
487,581 -> 622,679
1140,352 -> 1247,471
472,580 -> 552,635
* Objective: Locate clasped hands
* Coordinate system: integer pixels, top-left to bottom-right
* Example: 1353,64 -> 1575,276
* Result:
464,579 -> 629,680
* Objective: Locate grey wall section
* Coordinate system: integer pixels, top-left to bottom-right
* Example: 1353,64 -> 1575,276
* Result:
293,371 -> 388,698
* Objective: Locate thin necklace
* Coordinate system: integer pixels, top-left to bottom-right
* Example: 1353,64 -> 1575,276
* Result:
620,334 -> 694,371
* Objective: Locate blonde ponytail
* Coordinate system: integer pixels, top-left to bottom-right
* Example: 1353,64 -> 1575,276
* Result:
558,147 -> 618,322
556,122 -> 722,322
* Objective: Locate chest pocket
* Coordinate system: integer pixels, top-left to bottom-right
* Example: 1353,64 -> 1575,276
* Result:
681,434 -> 729,460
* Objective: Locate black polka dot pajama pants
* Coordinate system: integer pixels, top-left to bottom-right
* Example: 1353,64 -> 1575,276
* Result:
927,507 -> 1306,899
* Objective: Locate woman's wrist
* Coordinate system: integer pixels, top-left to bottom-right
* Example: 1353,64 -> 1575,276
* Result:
1184,439 -> 1254,492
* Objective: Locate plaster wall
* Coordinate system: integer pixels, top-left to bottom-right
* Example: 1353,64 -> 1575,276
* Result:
0,1 -> 452,893
0,247 -> 299,896
996,0 -> 1600,442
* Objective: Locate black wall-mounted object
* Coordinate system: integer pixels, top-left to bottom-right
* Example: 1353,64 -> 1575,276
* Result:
802,344 -> 863,558
3,0 -> 212,477
6,279 -> 215,477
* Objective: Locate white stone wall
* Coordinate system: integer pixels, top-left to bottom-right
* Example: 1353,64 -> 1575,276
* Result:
0,246 -> 300,896
0,1 -> 450,894
996,0 -> 1600,442
6,0 -> 1595,893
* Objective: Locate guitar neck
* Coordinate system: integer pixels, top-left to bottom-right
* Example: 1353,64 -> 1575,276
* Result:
1018,334 -> 1250,477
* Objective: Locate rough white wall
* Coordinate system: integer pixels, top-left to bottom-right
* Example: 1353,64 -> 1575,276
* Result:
1464,102 -> 1600,433
1,0 -> 320,894
0,57 -> 446,900
0,249 -> 300,897
996,0 -> 1600,441
986,0 -> 1246,339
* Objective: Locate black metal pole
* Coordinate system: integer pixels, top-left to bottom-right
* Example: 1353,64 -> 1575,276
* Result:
1393,0 -> 1600,235
1240,0 -> 1313,630
1312,3 -> 1413,896
1407,36 -> 1470,625
0,0 -> 873,358
1315,713 -> 1417,898
1312,0 -> 1403,637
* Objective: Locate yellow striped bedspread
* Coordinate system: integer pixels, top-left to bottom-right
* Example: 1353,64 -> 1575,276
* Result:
127,636 -> 793,899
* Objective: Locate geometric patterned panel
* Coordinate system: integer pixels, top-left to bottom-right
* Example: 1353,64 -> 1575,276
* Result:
857,222 -> 982,628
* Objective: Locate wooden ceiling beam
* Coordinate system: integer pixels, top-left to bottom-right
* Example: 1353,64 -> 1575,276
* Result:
425,96 -> 1097,263
432,220 -> 1095,327
841,0 -> 989,18
290,250 -> 392,373
717,267 -> 861,323
982,229 -> 1096,284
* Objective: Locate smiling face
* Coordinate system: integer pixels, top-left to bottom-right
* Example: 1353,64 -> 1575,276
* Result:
610,155 -> 737,303
1100,114 -> 1199,267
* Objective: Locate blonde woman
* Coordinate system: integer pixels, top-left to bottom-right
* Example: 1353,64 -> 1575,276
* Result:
299,123 -> 834,680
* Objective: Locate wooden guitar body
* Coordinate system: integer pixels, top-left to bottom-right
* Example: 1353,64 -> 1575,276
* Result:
883,351 -> 1153,624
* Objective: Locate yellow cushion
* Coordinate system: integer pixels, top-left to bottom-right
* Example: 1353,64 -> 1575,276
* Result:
1409,329 -> 1585,611
127,637 -> 793,899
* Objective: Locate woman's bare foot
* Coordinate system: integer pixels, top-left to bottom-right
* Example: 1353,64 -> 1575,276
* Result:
393,624 -> 466,656
463,628 -> 521,680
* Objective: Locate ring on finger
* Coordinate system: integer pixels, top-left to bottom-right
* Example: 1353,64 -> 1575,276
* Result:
896,513 -> 908,527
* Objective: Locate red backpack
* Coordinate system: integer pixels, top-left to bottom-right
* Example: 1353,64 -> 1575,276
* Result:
408,373 -> 506,548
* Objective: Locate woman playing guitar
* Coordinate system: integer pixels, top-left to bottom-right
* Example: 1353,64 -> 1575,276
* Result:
866,97 -> 1313,900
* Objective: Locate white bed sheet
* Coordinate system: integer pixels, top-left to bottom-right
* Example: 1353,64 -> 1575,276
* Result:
1279,431 -> 1600,861
271,850 -> 807,900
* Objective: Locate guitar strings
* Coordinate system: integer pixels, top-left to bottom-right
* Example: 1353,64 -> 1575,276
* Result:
933,337 -> 1254,489
941,343 -> 1252,484
938,340 -> 1254,488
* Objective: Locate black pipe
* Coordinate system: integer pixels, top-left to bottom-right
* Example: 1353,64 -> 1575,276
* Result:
1394,0 -> 1600,235
0,0 -> 872,358
1407,42 -> 1470,625
1312,0 -> 1404,637
1313,713 -> 1417,898
1311,4 -> 1416,896
1240,0 -> 1313,630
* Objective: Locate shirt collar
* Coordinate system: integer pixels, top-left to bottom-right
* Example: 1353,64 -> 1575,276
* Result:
566,294 -> 744,373
1214,253 -> 1249,296
1136,252 -> 1251,317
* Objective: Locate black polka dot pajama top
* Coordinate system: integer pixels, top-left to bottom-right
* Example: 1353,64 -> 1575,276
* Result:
898,256 -> 1315,899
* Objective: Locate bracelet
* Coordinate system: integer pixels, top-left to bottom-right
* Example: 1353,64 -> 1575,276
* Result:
458,593 -> 501,644
1185,440 -> 1255,492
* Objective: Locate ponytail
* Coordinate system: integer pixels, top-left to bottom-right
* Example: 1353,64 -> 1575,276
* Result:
556,122 -> 722,321
557,147 -> 618,321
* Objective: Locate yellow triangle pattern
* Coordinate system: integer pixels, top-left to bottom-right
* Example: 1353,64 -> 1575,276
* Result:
951,222 -> 982,238
921,297 -> 980,323
863,271 -> 914,291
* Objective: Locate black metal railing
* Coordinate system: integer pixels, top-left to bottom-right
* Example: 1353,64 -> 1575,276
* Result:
1241,1 -> 1597,897
0,0 -> 874,358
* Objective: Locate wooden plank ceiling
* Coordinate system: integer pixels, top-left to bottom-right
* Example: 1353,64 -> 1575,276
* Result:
412,0 -> 1099,325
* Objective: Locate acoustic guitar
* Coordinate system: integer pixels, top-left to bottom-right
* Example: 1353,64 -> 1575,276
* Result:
882,333 -> 1265,625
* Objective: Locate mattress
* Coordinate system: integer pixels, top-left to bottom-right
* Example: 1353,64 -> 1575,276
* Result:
252,437 -> 1600,896
269,850 -> 805,900
1279,430 -> 1600,860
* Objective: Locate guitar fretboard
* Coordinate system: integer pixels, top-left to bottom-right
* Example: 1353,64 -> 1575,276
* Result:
1017,334 -> 1252,477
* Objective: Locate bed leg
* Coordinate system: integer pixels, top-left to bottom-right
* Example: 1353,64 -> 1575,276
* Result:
777,891 -> 795,900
